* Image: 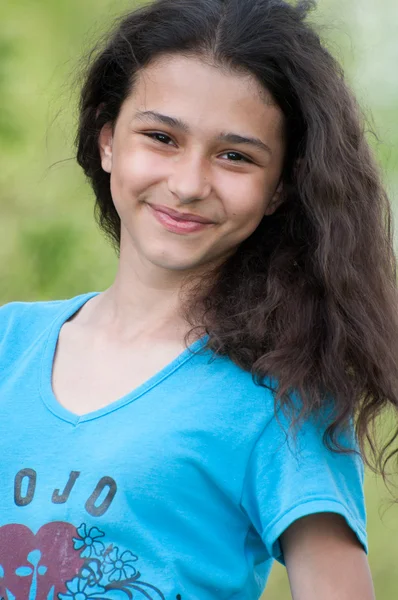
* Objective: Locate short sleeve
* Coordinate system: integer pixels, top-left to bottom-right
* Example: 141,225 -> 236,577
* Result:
240,405 -> 368,565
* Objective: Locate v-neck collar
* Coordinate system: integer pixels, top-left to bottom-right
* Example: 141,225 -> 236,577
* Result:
39,291 -> 209,426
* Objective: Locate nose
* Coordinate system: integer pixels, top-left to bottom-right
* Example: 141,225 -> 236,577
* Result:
167,150 -> 212,204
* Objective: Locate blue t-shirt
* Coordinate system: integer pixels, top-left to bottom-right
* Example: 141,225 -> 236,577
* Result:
0,291 -> 367,600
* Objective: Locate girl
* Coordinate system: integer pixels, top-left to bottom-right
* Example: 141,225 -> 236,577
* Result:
0,0 -> 397,598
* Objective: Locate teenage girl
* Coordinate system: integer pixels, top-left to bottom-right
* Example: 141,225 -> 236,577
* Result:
1,1 -> 397,599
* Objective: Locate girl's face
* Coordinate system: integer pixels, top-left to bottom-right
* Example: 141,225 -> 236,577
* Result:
99,54 -> 285,274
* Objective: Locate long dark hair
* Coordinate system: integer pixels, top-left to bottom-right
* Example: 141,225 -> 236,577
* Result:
75,0 -> 398,489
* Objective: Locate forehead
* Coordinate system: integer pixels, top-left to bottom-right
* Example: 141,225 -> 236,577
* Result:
121,54 -> 284,140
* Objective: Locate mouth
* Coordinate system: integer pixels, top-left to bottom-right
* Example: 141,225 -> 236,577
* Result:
146,203 -> 214,235
149,203 -> 214,224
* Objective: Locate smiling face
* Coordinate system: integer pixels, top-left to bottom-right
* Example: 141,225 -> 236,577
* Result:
99,53 -> 286,275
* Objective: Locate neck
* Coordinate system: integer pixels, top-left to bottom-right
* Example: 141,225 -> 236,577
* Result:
75,246 -> 208,344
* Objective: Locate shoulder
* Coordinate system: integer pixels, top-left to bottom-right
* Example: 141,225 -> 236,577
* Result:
0,293 -> 89,336
0,292 -> 97,364
0,298 -> 64,332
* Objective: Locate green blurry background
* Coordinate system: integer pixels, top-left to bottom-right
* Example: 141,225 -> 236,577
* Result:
1,0 -> 397,597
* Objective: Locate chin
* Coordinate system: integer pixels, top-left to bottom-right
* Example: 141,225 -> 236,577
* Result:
152,258 -> 203,272
145,248 -> 209,272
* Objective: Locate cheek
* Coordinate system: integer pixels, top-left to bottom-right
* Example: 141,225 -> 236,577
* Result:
111,146 -> 165,196
223,181 -> 268,231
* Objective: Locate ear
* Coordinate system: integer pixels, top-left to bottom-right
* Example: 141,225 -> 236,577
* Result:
98,122 -> 113,174
264,180 -> 284,216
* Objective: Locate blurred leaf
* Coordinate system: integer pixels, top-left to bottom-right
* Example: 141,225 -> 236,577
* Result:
0,36 -> 23,144
19,222 -> 80,295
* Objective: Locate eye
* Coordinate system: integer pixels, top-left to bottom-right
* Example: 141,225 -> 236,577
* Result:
220,151 -> 253,164
143,132 -> 175,145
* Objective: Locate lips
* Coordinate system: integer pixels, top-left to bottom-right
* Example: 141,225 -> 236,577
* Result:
149,203 -> 214,224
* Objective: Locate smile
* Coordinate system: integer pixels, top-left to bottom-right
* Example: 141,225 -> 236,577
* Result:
146,204 -> 214,235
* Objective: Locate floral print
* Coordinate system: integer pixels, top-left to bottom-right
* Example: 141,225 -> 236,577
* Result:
73,524 -> 105,558
79,559 -> 103,585
0,522 -> 171,600
58,576 -> 106,600
103,548 -> 138,581
65,523 -> 166,599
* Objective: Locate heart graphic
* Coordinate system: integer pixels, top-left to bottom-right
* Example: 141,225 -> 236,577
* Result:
0,522 -> 84,598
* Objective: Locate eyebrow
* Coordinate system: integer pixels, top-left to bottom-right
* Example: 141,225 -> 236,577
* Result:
218,132 -> 272,157
133,110 -> 273,156
134,110 -> 190,133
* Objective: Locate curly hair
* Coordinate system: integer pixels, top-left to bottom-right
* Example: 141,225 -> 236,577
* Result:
75,0 -> 398,489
